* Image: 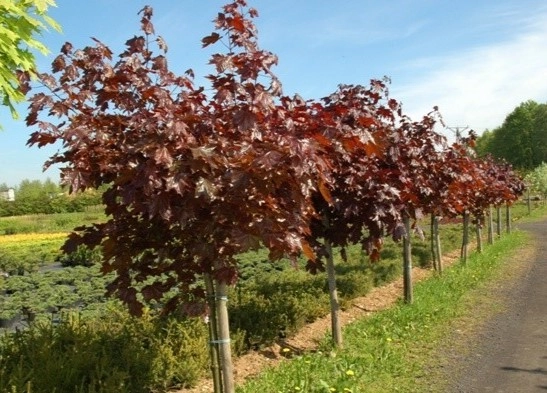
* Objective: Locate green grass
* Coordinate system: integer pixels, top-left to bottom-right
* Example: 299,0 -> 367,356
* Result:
0,208 -> 106,235
236,229 -> 531,393
513,200 -> 547,221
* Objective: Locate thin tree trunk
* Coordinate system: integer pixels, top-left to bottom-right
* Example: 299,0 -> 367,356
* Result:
496,207 -> 502,237
487,206 -> 494,245
204,274 -> 223,393
215,281 -> 234,393
430,214 -> 438,271
461,212 -> 469,264
505,204 -> 511,234
527,188 -> 531,214
403,215 -> 413,304
434,215 -> 443,273
325,237 -> 343,347
476,219 -> 483,253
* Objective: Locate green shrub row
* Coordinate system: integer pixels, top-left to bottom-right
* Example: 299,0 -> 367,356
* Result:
0,193 -> 102,218
0,265 -> 109,321
0,306 -> 209,393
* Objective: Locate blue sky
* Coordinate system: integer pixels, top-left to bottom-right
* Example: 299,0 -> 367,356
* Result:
1,0 -> 547,187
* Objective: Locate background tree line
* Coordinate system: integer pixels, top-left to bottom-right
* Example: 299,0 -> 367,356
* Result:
0,179 -> 102,217
476,100 -> 547,170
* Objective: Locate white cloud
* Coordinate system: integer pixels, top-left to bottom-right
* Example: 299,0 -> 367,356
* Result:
393,10 -> 547,135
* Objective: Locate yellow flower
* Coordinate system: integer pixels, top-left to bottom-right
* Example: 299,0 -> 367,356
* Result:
0,232 -> 67,244
329,388 -> 337,392
346,369 -> 355,376
282,348 -> 291,353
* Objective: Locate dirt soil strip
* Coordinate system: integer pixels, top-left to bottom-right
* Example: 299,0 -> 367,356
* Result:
449,219 -> 547,393
175,249 -> 463,393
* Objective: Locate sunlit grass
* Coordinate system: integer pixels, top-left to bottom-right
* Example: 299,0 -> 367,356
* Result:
0,208 -> 106,235
237,230 -> 529,393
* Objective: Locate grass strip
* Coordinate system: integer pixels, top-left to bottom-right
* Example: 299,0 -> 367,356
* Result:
237,229 -> 529,393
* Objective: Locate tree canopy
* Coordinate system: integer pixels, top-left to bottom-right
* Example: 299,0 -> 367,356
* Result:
22,3 -> 526,391
525,162 -> 547,198
0,0 -> 60,120
475,100 -> 547,170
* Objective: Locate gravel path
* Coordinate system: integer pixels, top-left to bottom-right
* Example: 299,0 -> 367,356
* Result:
451,219 -> 547,392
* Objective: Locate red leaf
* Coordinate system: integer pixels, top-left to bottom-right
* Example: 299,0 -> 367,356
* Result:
369,249 -> 380,262
313,133 -> 331,147
248,8 -> 259,18
140,17 -> 155,35
202,32 -> 221,48
363,141 -> 382,157
229,15 -> 245,32
318,178 -> 333,205
358,116 -> 376,127
341,135 -> 362,152
180,301 -> 207,317
27,132 -> 57,147
151,55 -> 168,72
138,5 -> 153,19
125,36 -> 146,53
60,42 -> 73,55
16,70 -> 31,94
154,146 -> 173,166
234,109 -> 257,131
301,240 -> 316,261
51,55 -> 66,73
305,259 -> 325,275
156,36 -> 168,53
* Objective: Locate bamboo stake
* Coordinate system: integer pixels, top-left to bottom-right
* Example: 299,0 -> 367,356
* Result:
403,215 -> 413,304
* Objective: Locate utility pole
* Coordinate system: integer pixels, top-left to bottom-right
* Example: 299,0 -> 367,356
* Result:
446,125 -> 469,142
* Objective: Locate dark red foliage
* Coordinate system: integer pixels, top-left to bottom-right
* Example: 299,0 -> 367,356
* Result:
26,1 -> 330,316
25,1 -> 525,316
305,81 -> 447,267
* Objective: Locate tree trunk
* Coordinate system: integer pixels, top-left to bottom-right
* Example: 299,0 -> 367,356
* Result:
505,204 -> 511,234
434,215 -> 443,273
487,206 -> 494,245
527,188 -> 531,214
430,214 -> 438,271
325,238 -> 343,347
403,215 -> 413,304
461,212 -> 469,264
215,281 -> 235,393
496,207 -> 502,237
204,274 -> 223,393
476,219 -> 483,253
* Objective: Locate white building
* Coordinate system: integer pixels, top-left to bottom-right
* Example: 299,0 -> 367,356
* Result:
0,188 -> 15,202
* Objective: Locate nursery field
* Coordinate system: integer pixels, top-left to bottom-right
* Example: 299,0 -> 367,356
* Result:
0,202 -> 544,392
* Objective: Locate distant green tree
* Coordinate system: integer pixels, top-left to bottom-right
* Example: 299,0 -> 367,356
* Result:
16,178 -> 58,200
476,101 -> 547,170
12,179 -> 54,214
525,162 -> 547,199
0,0 -> 61,121
0,178 -> 103,216
475,129 -> 494,156
531,105 -> 547,166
